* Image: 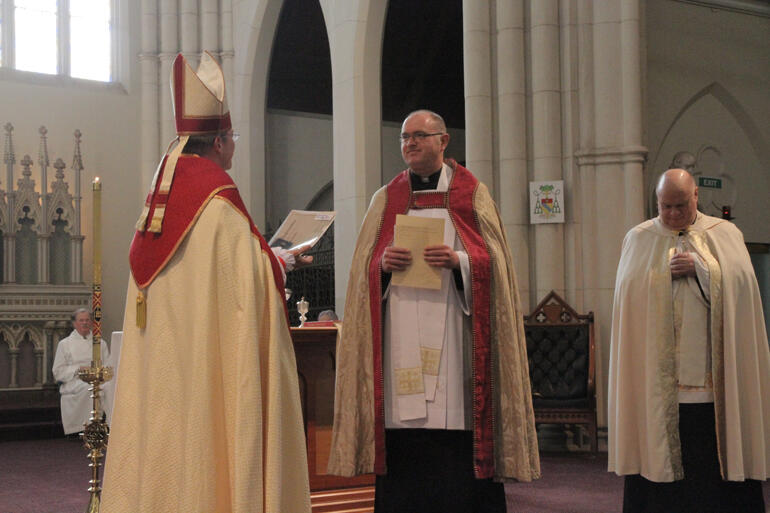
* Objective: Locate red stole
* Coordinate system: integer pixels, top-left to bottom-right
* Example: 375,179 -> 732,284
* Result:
368,163 -> 494,478
129,155 -> 286,311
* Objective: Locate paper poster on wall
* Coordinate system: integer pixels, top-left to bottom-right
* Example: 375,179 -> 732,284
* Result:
529,180 -> 564,224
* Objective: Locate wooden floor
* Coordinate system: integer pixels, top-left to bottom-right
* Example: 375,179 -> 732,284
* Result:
311,486 -> 375,512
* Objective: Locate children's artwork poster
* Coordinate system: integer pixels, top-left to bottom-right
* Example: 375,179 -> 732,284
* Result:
529,180 -> 564,224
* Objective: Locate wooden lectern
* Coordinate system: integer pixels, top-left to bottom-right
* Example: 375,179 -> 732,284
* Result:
291,326 -> 375,512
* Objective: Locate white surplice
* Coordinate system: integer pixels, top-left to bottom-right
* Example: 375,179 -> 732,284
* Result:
383,164 -> 472,429
52,330 -> 110,434
669,217 -> 715,403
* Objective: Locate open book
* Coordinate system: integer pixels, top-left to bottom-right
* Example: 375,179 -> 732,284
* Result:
268,210 -> 336,251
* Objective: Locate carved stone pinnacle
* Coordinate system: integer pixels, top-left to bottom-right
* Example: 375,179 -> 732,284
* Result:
54,158 -> 66,179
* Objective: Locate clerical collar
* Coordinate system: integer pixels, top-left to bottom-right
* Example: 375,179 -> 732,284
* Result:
677,215 -> 696,235
410,167 -> 442,191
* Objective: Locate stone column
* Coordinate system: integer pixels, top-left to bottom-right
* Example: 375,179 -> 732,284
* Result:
70,235 -> 84,284
8,348 -> 19,387
3,234 -> 16,284
574,0 -> 647,427
233,0 -> 284,225
180,0 -> 199,66
494,0 -> 530,308
576,0 -> 598,319
462,0 -> 495,190
140,0 -> 160,196
37,236 -> 50,284
531,0 -> 565,303
219,0 -> 236,200
560,0 -> 582,308
34,347 -> 44,387
71,131 -> 84,282
619,0 -> 646,229
4,123 -> 16,283
220,0 -> 235,97
201,0 -> 218,51
322,0 -> 388,311
43,321 -> 55,385
159,0 -> 179,151
37,128 -> 50,284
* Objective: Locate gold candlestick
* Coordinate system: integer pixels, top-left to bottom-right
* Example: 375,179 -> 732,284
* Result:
92,176 -> 102,365
77,176 -> 112,513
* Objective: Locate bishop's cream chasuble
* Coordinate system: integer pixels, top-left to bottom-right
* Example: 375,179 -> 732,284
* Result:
101,156 -> 310,513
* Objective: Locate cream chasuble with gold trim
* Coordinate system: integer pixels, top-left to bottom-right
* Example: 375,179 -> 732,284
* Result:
609,213 -> 770,483
102,197 -> 310,513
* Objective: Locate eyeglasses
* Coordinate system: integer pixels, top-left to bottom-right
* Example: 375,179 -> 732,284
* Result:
399,131 -> 444,143
230,132 -> 240,142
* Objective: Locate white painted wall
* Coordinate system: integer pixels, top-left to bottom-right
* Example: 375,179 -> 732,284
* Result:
645,0 -> 770,243
0,5 -> 142,337
265,110 -> 334,232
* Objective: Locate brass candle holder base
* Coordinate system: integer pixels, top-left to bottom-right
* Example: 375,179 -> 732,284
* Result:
78,364 -> 113,513
78,365 -> 113,385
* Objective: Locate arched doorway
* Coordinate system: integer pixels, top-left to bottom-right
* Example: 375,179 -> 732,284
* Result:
265,0 -> 334,323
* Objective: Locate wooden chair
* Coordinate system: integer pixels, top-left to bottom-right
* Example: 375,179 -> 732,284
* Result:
524,291 -> 597,452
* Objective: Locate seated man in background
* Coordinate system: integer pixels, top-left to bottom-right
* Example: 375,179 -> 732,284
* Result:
52,308 -> 109,435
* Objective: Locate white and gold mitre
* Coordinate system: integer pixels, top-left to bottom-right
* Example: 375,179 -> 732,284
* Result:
171,51 -> 231,135
136,51 -> 231,234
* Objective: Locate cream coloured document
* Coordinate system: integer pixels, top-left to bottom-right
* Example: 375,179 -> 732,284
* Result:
392,214 -> 444,290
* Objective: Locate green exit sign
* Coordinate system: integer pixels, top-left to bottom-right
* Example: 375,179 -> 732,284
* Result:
698,176 -> 722,189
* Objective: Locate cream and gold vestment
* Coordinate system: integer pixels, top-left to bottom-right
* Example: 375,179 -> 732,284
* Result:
327,161 -> 540,482
103,50 -> 309,512
101,156 -> 310,513
609,213 -> 770,482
